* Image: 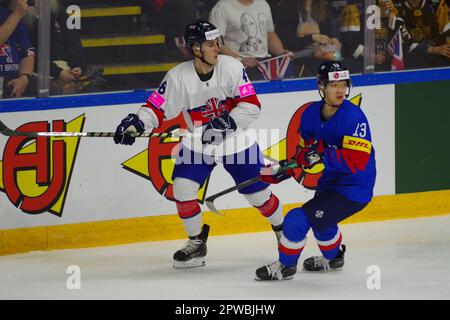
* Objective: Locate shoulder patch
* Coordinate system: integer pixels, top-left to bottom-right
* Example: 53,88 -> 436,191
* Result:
148,91 -> 165,109
239,83 -> 255,98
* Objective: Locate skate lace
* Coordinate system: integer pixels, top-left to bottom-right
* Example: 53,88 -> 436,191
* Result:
314,256 -> 331,272
266,260 -> 283,279
181,239 -> 202,255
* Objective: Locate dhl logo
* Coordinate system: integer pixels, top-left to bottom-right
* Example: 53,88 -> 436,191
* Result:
343,134 -> 371,154
347,140 -> 369,149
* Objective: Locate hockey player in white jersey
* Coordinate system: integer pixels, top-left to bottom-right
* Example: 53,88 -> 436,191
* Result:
114,21 -> 285,269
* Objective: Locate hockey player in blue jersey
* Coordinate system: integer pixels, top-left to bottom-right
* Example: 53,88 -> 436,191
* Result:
255,61 -> 376,280
114,21 -> 285,269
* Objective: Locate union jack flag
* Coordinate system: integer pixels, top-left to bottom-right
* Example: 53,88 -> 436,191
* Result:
387,28 -> 405,71
202,97 -> 224,119
256,54 -> 292,80
0,44 -> 13,63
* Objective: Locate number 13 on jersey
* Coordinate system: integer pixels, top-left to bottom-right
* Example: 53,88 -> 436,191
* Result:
352,123 -> 367,138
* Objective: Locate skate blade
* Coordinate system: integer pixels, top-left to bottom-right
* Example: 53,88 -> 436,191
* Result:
173,257 -> 206,269
302,267 -> 343,273
254,275 -> 294,281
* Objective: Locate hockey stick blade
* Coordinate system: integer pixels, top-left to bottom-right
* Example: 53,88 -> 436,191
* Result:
0,120 -> 15,136
205,160 -> 298,215
205,176 -> 261,215
0,120 -> 185,138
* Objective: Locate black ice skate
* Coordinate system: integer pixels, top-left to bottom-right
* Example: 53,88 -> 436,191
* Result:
303,244 -> 346,272
271,224 -> 282,245
254,260 -> 297,281
173,224 -> 210,269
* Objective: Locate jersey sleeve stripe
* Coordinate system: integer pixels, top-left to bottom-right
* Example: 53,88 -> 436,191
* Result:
233,94 -> 261,109
341,148 -> 371,173
143,100 -> 164,127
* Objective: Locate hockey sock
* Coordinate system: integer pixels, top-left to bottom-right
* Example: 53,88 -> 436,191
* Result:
254,193 -> 283,227
176,200 -> 202,237
313,226 -> 342,260
279,207 -> 310,267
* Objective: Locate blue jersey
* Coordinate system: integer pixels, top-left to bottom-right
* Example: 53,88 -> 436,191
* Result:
0,6 -> 34,77
299,100 -> 376,203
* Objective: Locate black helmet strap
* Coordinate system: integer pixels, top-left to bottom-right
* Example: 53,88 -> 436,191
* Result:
318,79 -> 351,105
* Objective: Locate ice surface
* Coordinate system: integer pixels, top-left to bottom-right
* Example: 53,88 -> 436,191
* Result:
1,215 -> 449,300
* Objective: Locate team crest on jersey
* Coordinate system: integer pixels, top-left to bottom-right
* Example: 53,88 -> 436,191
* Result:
201,97 -> 225,119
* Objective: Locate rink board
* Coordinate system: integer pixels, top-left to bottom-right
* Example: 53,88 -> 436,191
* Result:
1,190 -> 450,256
0,79 -> 449,255
0,86 -> 394,228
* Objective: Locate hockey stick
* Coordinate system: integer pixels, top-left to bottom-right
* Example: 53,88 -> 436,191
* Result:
205,159 -> 298,215
257,52 -> 293,64
0,119 -> 186,138
254,49 -> 314,65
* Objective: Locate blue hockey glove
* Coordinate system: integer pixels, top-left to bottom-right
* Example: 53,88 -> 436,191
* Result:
202,111 -> 237,145
114,114 -> 145,145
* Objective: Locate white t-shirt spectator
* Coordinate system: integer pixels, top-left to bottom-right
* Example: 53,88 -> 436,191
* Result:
209,0 -> 275,58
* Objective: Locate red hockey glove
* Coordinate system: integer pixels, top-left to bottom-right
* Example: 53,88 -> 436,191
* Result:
296,145 -> 323,169
260,160 -> 295,184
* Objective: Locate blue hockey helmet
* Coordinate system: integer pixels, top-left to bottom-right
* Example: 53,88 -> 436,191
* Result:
184,21 -> 221,48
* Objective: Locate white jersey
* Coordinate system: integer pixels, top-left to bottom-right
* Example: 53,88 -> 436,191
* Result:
137,55 -> 261,156
209,0 -> 275,58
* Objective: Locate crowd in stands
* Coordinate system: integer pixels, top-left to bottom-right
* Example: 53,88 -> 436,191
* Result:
1,0 -> 449,98
0,0 -> 104,99
148,0 -> 449,77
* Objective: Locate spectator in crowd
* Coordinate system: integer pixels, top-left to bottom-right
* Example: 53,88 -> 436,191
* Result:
435,0 -> 449,39
140,0 -> 156,32
0,0 -> 35,98
24,0 -> 104,95
338,0 -> 363,73
435,0 -> 449,43
196,0 -> 220,21
338,0 -> 400,73
268,0 -> 342,76
141,0 -> 198,60
394,0 -> 450,68
209,0 -> 294,80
